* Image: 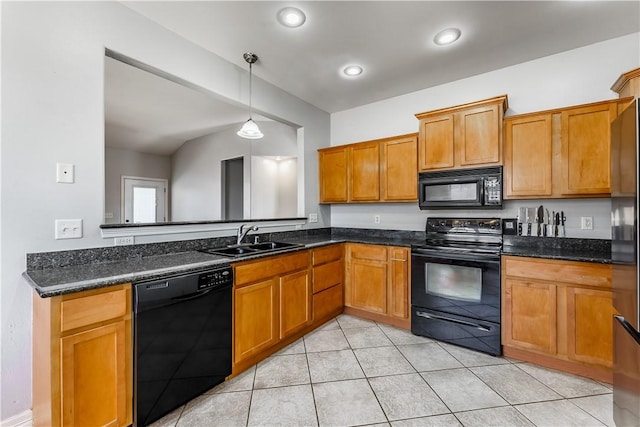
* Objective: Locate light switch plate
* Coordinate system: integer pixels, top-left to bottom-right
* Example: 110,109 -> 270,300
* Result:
56,163 -> 74,183
55,219 -> 82,239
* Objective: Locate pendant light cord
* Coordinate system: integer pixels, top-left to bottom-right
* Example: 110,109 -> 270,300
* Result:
249,61 -> 253,120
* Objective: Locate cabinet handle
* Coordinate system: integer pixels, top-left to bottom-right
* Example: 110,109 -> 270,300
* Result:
390,258 -> 407,262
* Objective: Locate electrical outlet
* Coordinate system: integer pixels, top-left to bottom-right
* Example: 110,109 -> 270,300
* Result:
374,214 -> 381,224
55,219 -> 82,239
581,216 -> 593,230
308,213 -> 318,223
114,236 -> 134,245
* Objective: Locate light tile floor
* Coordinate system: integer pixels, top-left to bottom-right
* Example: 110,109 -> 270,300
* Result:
150,314 -> 614,427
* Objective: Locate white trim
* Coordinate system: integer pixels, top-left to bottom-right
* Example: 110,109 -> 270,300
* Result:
1,409 -> 32,427
100,218 -> 308,238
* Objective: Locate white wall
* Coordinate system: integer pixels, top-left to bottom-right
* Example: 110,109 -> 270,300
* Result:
104,147 -> 171,223
330,33 -> 640,239
0,2 -> 329,419
171,120 -> 298,221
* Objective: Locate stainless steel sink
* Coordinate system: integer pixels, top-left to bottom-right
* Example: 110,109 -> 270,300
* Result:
249,241 -> 300,251
202,241 -> 302,257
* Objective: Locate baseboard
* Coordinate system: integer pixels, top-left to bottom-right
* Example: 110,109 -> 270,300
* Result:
0,409 -> 32,427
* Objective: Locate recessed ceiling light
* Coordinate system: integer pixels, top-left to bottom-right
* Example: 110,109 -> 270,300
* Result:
433,28 -> 461,46
343,65 -> 363,77
277,7 -> 306,28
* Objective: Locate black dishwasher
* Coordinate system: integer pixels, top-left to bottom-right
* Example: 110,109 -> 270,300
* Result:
133,266 -> 233,426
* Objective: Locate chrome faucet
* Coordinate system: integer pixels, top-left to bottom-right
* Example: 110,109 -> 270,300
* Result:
236,224 -> 259,245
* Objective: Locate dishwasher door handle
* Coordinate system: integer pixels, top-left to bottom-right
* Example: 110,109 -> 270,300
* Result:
170,288 -> 216,302
416,310 -> 491,332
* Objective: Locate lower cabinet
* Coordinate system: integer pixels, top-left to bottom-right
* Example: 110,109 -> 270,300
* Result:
312,244 -> 345,325
344,243 -> 410,328
33,284 -> 132,427
502,256 -> 614,382
233,250 -> 311,370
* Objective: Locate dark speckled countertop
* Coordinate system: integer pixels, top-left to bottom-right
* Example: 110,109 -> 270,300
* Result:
24,228 -> 611,298
501,235 -> 611,264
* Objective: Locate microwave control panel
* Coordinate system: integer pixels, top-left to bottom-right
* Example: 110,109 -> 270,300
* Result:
484,176 -> 502,205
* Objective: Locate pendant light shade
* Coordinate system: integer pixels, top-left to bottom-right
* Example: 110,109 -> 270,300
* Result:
237,118 -> 264,139
238,52 -> 263,139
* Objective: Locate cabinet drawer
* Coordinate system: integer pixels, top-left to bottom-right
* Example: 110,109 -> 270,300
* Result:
313,284 -> 344,321
313,260 -> 344,293
348,244 -> 387,262
312,244 -> 343,266
503,256 -> 611,288
235,251 -> 310,287
61,288 -> 128,332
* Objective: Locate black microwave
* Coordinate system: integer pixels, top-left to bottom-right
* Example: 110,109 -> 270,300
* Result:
418,166 -> 503,209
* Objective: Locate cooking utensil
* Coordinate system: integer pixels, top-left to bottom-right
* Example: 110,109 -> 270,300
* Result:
536,205 -> 544,237
526,207 -> 535,236
560,211 -> 566,237
517,207 -> 526,236
554,212 -> 560,237
544,208 -> 551,237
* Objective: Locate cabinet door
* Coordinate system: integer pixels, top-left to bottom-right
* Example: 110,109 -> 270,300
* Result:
457,103 -> 502,167
234,279 -> 278,364
346,244 -> 388,314
319,146 -> 348,203
61,321 -> 129,427
381,135 -> 418,201
279,269 -> 312,339
313,284 -> 344,323
566,287 -> 616,368
350,142 -> 380,201
388,247 -> 410,320
502,278 -> 557,355
418,113 -> 455,171
504,114 -> 553,198
560,103 -> 617,195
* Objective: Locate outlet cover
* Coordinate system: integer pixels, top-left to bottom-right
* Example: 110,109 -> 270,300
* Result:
114,236 -> 134,245
581,216 -> 593,230
308,213 -> 318,223
374,214 -> 381,224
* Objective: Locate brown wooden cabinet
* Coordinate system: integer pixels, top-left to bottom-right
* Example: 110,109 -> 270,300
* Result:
381,134 -> 418,201
233,250 -> 310,370
350,141 -> 380,201
415,95 -> 507,171
318,133 -> 417,203
611,67 -> 640,99
502,256 -> 614,382
388,247 -> 410,320
33,284 -> 132,427
503,113 -> 553,198
344,243 -> 410,328
319,146 -> 348,203
504,98 -> 633,199
311,244 -> 345,324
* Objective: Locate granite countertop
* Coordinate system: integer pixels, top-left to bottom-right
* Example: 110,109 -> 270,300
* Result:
501,236 -> 611,264
24,228 -> 612,298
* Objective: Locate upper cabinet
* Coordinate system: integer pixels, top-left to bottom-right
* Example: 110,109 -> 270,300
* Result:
504,98 -> 633,199
611,67 -> 640,99
318,133 -> 418,204
415,95 -> 508,171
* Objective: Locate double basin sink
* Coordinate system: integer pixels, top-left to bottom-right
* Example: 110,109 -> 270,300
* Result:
201,241 -> 303,257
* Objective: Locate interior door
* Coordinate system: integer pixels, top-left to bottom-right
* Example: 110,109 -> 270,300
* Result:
122,177 -> 167,223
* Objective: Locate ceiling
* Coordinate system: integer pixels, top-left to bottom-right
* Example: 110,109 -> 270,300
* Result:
108,1 -> 639,156
122,1 -> 640,113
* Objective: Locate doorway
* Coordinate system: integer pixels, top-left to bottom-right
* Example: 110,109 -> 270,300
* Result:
221,157 -> 244,220
122,176 -> 168,223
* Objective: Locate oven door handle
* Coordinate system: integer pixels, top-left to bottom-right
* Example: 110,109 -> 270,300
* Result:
415,311 -> 491,332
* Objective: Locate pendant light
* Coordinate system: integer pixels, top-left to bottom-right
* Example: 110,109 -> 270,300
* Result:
237,52 -> 264,139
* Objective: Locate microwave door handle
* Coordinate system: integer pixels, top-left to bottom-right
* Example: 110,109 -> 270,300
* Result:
416,311 -> 491,332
